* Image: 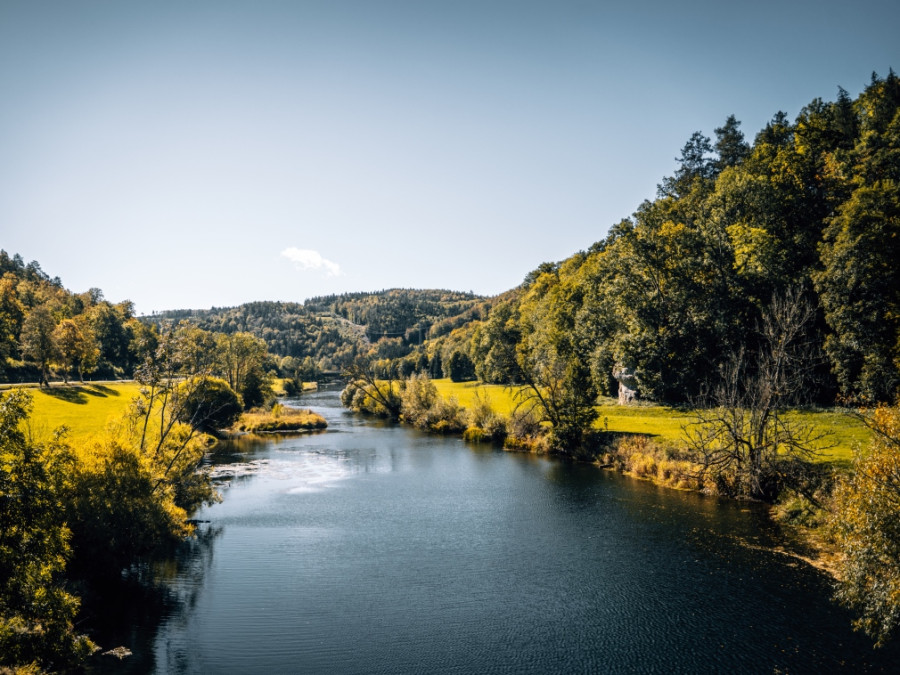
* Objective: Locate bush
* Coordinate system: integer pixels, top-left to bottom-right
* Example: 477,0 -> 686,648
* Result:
342,380 -> 402,418
177,376 -> 243,434
399,374 -> 439,428
240,367 -> 273,410
604,435 -> 701,491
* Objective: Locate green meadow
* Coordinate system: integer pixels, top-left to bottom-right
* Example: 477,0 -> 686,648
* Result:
12,382 -> 143,443
10,378 -> 872,463
431,378 -> 870,464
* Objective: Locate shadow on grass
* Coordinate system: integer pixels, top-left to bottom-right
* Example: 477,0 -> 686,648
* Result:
85,384 -> 119,397
42,383 -> 120,404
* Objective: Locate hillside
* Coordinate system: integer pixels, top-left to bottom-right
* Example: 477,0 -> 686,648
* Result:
145,289 -> 491,371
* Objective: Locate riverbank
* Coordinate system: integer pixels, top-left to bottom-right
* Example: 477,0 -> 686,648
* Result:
346,377 -> 856,580
77,384 -> 900,673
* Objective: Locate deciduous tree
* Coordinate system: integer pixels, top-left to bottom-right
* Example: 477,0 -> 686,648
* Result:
0,391 -> 95,670
20,306 -> 57,386
830,404 -> 900,646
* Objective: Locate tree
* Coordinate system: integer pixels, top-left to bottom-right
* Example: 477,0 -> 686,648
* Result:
341,356 -> 402,420
830,404 -> 900,646
216,332 -> 268,394
471,298 -> 523,384
89,301 -> 130,375
684,290 -> 827,499
0,391 -> 95,670
658,131 -> 716,198
239,366 -> 272,410
67,332 -> 221,576
598,204 -> 739,402
53,318 -> 99,383
714,114 -> 750,171
176,376 -> 243,434
446,350 -> 476,382
514,264 -> 600,455
20,306 -> 58,386
815,181 -> 900,402
0,273 -> 24,373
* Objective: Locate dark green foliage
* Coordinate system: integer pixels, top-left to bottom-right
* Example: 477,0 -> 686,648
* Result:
815,181 -> 900,401
240,367 -> 272,410
714,115 -> 750,171
177,376 -> 243,433
657,131 -> 716,198
446,350 -> 476,382
19,306 -> 57,386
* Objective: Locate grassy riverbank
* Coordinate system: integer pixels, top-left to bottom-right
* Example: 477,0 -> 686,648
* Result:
231,405 -> 327,433
13,381 -> 329,440
432,379 -> 871,464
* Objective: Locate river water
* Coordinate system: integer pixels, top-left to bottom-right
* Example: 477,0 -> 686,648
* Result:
85,387 -> 900,673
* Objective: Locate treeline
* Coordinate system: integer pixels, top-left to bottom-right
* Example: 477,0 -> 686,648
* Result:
306,288 -> 486,342
147,289 -> 490,372
396,71 -> 900,410
0,251 -> 154,383
147,301 -> 360,371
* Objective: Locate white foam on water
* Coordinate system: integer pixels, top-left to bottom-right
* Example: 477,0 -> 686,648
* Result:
211,452 -> 353,494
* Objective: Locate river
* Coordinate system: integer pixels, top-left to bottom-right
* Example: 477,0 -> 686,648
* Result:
85,387 -> 900,673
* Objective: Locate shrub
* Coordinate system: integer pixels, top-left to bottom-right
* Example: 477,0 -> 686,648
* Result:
400,374 -> 439,428
605,435 -> 701,490
463,426 -> 488,443
177,376 -> 243,434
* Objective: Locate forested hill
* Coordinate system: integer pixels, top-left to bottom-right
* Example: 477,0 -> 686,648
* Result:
146,289 -> 490,371
412,70 -> 900,405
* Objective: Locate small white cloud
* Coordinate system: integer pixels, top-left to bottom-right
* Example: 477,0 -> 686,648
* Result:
281,247 -> 342,277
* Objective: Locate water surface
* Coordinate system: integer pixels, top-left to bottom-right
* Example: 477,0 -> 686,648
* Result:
87,388 -> 900,673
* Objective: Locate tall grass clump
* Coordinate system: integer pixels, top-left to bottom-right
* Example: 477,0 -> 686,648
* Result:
600,435 -> 702,491
399,374 -> 465,433
461,390 -> 508,443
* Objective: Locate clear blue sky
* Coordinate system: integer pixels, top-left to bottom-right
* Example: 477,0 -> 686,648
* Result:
2,0 -> 898,314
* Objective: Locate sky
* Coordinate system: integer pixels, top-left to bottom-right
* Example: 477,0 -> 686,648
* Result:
2,0 -> 898,315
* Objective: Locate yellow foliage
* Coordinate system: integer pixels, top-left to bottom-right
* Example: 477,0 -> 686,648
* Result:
830,404 -> 900,645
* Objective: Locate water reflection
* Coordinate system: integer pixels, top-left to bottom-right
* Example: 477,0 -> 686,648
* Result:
83,525 -> 222,674
84,387 -> 900,673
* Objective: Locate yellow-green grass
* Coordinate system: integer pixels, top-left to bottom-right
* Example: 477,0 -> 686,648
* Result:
15,382 -> 143,443
431,379 -> 870,464
271,378 -> 319,396
232,407 -> 327,433
432,379 -> 519,415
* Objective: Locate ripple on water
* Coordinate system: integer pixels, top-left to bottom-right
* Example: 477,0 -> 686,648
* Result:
209,451 -> 354,493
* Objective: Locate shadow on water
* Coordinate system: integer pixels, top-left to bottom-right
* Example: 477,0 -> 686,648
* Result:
81,525 -> 222,674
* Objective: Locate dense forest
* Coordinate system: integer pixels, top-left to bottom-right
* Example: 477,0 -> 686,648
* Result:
145,289 -> 491,373
391,72 -> 900,410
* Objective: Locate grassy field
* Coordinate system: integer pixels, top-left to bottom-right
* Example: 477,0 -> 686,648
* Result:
13,382 -> 143,443
431,379 -> 870,463
13,378 -> 872,462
